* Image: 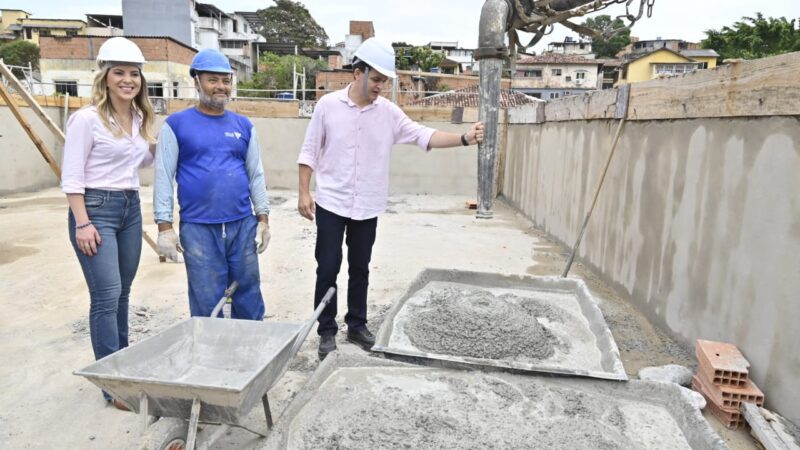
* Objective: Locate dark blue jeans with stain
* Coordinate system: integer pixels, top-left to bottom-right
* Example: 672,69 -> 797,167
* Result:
179,215 -> 265,320
69,189 -> 142,401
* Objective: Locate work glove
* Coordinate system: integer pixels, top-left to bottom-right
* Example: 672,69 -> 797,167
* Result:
255,221 -> 271,254
157,229 -> 183,262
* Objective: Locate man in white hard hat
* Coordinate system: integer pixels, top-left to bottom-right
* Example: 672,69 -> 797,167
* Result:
297,38 -> 484,359
154,48 -> 270,320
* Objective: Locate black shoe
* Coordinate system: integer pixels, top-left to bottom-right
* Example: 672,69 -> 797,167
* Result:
346,327 -> 375,351
318,334 -> 336,360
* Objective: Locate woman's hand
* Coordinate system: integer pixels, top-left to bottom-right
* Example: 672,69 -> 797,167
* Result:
76,224 -> 102,256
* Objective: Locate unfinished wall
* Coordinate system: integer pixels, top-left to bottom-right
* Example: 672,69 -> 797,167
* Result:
0,107 -> 64,194
1,106 -> 477,197
503,117 -> 800,422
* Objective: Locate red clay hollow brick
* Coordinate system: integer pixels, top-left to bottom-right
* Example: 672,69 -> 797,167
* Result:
692,378 -> 747,430
693,374 -> 764,411
696,339 -> 749,386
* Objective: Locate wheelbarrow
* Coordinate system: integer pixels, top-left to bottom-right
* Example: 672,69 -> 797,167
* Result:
75,284 -> 335,450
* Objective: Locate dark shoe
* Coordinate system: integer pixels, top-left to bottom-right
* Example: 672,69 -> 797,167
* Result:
318,334 -> 337,360
109,399 -> 131,412
346,327 -> 375,351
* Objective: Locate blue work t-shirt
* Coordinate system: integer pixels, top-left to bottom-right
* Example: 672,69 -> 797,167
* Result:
166,108 -> 254,224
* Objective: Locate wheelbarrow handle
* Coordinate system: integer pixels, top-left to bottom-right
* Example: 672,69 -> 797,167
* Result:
288,287 -> 335,358
210,281 -> 240,318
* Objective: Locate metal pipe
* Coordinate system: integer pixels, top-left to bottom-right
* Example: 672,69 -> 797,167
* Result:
475,0 -> 511,219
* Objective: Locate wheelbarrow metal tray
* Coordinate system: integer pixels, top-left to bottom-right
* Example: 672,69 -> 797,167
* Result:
75,317 -> 301,425
372,269 -> 627,381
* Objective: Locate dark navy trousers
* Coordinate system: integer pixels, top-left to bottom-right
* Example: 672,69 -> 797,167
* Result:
314,204 -> 377,336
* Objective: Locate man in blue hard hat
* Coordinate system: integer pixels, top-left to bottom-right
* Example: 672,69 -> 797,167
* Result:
153,48 -> 271,320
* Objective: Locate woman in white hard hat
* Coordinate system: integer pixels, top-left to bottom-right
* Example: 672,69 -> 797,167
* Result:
297,38 -> 484,360
61,37 -> 156,410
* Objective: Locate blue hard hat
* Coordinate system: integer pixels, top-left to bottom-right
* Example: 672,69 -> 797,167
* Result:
190,48 -> 232,76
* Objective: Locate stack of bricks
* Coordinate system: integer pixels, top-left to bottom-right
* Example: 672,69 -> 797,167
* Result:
692,339 -> 765,430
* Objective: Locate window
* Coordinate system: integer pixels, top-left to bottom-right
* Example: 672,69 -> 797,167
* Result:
233,20 -> 238,33
576,72 -> 586,79
147,82 -> 164,98
530,93 -> 542,99
699,62 -> 708,69
220,40 -> 245,49
549,92 -> 560,99
172,81 -> 179,98
54,80 -> 78,96
564,91 -> 572,96
551,68 -> 562,76
25,28 -> 33,39
654,63 -> 697,75
565,76 -> 572,82
39,29 -> 52,37
523,69 -> 542,78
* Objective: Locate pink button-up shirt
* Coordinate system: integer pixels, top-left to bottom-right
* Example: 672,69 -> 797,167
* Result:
298,86 -> 436,220
61,106 -> 153,194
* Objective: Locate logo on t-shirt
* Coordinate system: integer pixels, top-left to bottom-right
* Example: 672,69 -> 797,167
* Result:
224,131 -> 243,140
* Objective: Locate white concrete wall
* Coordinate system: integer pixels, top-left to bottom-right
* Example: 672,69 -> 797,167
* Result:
0,107 -> 65,194
503,117 -> 800,423
2,106 -> 477,198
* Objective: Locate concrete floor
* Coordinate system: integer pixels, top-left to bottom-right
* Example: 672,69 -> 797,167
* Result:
0,187 -> 756,449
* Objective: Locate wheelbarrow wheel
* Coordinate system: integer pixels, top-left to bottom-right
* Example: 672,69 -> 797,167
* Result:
141,418 -> 189,450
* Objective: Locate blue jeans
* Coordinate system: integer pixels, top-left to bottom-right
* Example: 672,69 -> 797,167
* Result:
180,215 -> 265,320
69,189 -> 142,401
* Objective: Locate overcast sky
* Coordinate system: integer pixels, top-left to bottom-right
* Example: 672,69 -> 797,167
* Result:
18,0 -> 800,52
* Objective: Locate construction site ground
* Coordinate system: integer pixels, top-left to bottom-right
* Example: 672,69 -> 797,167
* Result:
0,187 -> 757,449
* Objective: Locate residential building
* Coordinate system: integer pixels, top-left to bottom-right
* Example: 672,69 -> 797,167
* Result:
219,12 -> 265,81
617,47 -> 719,84
0,9 -> 30,42
0,9 -> 86,44
546,36 -> 593,57
512,54 -> 602,99
614,37 -> 720,84
38,35 -> 196,101
84,14 -> 124,37
427,41 -> 476,74
121,0 -> 264,81
122,0 -> 194,48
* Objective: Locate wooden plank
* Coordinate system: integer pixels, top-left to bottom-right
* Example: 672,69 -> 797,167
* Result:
544,88 -> 618,122
0,81 -> 61,179
741,403 -> 791,450
538,51 -> 800,122
0,61 -> 66,142
627,51 -> 800,120
401,106 -> 453,122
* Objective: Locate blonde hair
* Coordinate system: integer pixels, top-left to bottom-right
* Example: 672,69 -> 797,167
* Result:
90,66 -> 156,143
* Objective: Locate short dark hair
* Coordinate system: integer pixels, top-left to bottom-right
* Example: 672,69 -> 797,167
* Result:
352,58 -> 369,74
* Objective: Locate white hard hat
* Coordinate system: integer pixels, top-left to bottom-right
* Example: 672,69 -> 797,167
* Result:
353,38 -> 396,79
96,37 -> 146,68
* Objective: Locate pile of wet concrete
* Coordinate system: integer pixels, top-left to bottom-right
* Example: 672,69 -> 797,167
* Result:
264,270 -> 729,450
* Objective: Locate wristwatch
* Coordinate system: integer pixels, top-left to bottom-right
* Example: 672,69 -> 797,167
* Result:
461,133 -> 469,146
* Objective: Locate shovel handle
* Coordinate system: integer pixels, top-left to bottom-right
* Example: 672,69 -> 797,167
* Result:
288,287 -> 335,358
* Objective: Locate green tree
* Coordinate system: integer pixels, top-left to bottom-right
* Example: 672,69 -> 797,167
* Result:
392,42 -> 412,70
410,46 -> 444,72
257,0 -> 328,48
702,13 -> 800,60
239,52 -> 327,99
0,40 -> 40,76
579,15 -> 631,58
